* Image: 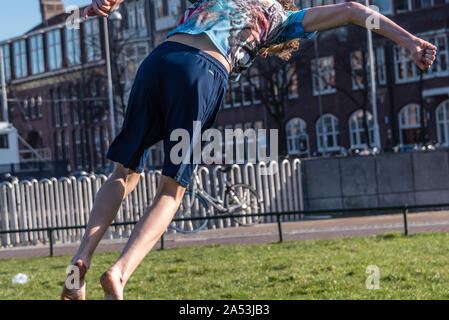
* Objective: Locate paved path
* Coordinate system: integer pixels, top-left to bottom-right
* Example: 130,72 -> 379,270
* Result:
0,210 -> 448,259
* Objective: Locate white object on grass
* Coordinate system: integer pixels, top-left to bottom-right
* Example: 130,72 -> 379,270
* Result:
12,273 -> 29,284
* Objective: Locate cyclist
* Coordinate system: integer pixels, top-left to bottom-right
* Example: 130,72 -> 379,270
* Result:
62,0 -> 436,300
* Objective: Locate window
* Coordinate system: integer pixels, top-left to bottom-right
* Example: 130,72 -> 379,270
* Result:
226,67 -> 260,108
36,96 -> 43,118
72,129 -> 83,169
124,43 -> 148,85
414,0 -> 434,9
422,34 -> 448,78
350,51 -> 365,90
100,126 -> 109,167
66,27 -> 81,66
92,126 -> 102,168
23,99 -> 29,120
127,3 -> 137,30
287,63 -> 299,99
0,44 -> 11,81
30,35 -> 44,74
231,82 -> 242,107
13,40 -> 27,78
47,30 -> 62,70
373,0 -> 393,14
84,18 -> 102,62
81,129 -> 89,168
286,118 -> 309,157
316,114 -> 340,152
54,131 -> 63,161
394,45 -> 419,83
436,100 -> 449,146
62,130 -> 70,161
0,134 -> 8,149
376,47 -> 387,85
311,56 -> 336,95
58,88 -> 66,126
51,89 -> 60,127
351,49 -> 386,89
399,103 -> 421,145
349,110 -> 375,148
69,86 -> 79,125
395,0 -> 412,12
29,97 -> 36,119
137,0 -> 146,29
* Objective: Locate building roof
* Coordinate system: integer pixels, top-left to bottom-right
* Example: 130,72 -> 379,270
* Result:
26,5 -> 89,35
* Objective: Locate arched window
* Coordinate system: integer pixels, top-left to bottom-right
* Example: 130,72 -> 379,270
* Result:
286,117 -> 309,157
436,100 -> 449,146
399,103 -> 421,145
316,114 -> 340,152
349,110 -> 375,148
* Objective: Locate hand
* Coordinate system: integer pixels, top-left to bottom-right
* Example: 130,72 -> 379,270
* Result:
408,37 -> 437,71
83,0 -> 118,18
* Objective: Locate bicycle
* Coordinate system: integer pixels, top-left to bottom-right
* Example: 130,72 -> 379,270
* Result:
169,165 -> 264,234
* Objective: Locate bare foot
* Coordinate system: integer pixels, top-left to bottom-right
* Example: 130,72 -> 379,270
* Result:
100,267 -> 124,300
61,259 -> 88,300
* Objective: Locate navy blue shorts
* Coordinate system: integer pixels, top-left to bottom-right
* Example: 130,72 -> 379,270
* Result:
106,41 -> 229,187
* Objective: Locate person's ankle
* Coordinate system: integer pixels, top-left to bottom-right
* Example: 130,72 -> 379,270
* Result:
71,256 -> 90,272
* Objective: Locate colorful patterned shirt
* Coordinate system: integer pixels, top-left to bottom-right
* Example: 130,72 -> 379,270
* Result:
166,0 -> 316,82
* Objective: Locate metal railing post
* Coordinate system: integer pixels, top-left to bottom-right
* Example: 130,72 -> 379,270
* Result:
48,228 -> 54,257
277,213 -> 284,243
403,205 -> 409,236
160,232 -> 165,250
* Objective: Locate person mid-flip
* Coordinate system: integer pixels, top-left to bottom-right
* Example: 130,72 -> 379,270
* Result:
62,0 -> 436,300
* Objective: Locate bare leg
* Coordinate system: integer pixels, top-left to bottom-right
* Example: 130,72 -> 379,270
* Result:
61,163 -> 141,300
100,175 -> 186,300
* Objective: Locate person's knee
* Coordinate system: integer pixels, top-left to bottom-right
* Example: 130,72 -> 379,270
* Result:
112,163 -> 141,189
155,175 -> 186,201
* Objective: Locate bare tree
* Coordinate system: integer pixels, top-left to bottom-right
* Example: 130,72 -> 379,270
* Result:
242,40 -> 314,156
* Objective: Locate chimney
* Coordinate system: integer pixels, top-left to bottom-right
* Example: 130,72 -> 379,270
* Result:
39,0 -> 65,21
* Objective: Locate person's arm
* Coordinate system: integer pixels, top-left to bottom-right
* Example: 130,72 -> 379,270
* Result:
301,1 -> 437,70
83,0 -> 124,18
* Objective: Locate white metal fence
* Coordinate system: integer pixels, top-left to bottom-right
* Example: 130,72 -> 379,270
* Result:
0,160 -> 304,248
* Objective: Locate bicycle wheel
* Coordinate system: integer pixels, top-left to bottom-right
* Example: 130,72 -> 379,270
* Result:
224,184 -> 262,226
170,191 -> 209,234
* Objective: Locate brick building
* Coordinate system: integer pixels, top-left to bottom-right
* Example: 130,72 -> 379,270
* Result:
1,0 -> 448,175
215,0 -> 449,159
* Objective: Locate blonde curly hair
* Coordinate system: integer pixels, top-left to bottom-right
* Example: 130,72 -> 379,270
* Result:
260,0 -> 301,60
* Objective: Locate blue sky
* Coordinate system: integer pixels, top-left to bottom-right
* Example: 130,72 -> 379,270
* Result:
0,0 -> 90,42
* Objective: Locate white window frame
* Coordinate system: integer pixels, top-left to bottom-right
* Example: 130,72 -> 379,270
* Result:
436,99 -> 449,147
286,117 -> 309,157
84,18 -> 102,63
30,34 -> 45,74
311,56 -> 336,96
394,45 -> 419,83
47,29 -> 62,71
350,50 -> 365,90
65,27 -> 81,66
422,33 -> 448,79
0,44 -> 11,81
398,103 -> 421,145
13,40 -> 27,78
316,114 -> 340,152
376,47 -> 387,85
349,110 -> 375,149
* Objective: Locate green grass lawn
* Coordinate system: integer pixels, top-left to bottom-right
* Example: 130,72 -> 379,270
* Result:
1,232 -> 449,300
